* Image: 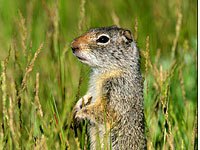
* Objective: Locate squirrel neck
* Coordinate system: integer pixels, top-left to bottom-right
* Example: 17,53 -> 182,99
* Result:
92,68 -> 123,78
91,59 -> 141,78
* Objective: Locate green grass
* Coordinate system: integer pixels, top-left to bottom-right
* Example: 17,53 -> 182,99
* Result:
0,0 -> 197,149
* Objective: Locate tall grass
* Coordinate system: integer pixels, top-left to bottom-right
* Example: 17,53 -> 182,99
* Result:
0,0 -> 197,149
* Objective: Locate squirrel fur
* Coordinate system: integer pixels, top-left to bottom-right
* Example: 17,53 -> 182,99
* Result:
71,26 -> 146,150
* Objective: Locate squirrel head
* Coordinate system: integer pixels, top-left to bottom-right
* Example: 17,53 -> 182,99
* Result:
71,26 -> 139,70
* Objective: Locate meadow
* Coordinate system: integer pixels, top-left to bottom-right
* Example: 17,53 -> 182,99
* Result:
0,0 -> 197,149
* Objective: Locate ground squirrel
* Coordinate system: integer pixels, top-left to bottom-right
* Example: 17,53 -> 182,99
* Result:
71,26 -> 146,150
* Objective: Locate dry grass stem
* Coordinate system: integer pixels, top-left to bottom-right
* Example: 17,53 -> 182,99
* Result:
0,54 -> 10,149
35,73 -> 43,118
191,110 -> 197,149
66,139 -> 71,150
144,36 -> 152,75
111,11 -> 120,27
1,61 -> 8,127
134,17 -> 138,42
147,141 -> 153,150
75,137 -> 81,150
19,43 -> 43,95
166,61 -> 177,81
0,123 -> 4,150
18,11 -> 27,56
34,135 -> 47,150
155,48 -> 161,64
8,97 -> 19,148
171,11 -> 182,58
53,0 -> 59,50
78,0 -> 86,31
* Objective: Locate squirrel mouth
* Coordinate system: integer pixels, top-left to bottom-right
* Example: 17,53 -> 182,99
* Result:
72,51 -> 87,61
77,56 -> 87,61
74,53 -> 87,61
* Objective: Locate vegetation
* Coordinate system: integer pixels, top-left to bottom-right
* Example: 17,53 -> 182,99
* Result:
0,0 -> 197,149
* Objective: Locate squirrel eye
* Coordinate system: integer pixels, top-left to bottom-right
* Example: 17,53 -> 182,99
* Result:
96,35 -> 110,44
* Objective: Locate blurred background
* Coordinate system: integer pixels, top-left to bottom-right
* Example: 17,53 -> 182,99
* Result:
0,0 -> 197,149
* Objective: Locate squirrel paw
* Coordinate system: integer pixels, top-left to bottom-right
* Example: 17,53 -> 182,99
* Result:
73,94 -> 92,114
72,94 -> 93,128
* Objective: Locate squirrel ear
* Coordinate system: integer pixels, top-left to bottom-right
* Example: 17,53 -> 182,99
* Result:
121,30 -> 133,42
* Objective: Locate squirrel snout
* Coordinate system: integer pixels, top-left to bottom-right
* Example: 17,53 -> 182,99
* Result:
71,40 -> 80,53
71,34 -> 90,53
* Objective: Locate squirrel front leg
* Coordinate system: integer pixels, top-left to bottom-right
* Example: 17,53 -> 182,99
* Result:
74,101 -> 103,125
74,98 -> 117,128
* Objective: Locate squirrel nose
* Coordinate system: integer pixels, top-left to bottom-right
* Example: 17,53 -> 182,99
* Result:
71,40 -> 80,53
